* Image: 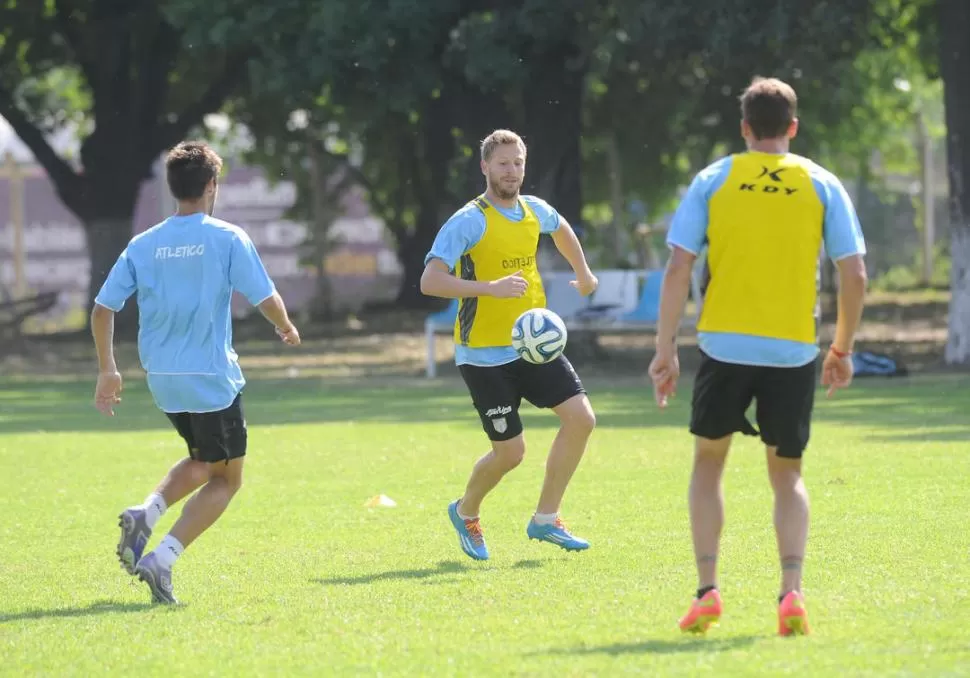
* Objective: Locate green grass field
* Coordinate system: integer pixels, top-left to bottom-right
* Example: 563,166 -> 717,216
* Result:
1,371 -> 969,676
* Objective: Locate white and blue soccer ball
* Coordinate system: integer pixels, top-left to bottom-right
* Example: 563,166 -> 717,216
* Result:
511,308 -> 568,364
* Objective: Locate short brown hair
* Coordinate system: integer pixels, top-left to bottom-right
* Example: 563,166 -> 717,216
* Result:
740,77 -> 797,140
480,129 -> 527,161
165,141 -> 223,200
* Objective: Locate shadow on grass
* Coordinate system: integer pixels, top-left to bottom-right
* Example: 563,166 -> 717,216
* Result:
537,634 -> 760,656
0,599 -> 157,624
313,558 -> 543,587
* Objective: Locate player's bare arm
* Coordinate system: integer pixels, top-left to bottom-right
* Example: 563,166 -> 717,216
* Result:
655,246 -> 697,350
649,245 -> 696,407
822,253 -> 867,396
831,254 -> 867,354
257,291 -> 301,346
550,218 -> 598,296
90,303 -> 123,416
420,258 -> 528,299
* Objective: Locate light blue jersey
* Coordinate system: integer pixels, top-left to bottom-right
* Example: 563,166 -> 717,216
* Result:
95,213 -> 276,413
667,153 -> 866,367
425,195 -> 562,367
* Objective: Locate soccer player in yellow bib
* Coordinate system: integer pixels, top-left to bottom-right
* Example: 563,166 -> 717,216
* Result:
648,78 -> 868,635
421,129 -> 599,561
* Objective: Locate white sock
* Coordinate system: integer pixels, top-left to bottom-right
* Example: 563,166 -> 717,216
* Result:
456,501 -> 478,521
533,512 -> 558,525
154,534 -> 184,569
140,493 -> 167,530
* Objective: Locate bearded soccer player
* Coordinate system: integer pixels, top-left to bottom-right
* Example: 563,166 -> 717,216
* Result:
421,129 -> 599,561
648,78 -> 867,635
92,141 -> 301,604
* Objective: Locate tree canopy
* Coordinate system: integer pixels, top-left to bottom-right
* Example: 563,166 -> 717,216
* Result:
0,0 -> 954,313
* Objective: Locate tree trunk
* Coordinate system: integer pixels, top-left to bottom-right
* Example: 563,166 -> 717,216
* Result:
394,91 -> 458,307
946,229 -> 970,363
450,83 -> 514,199
940,0 -> 970,363
84,213 -> 138,332
307,138 -> 335,319
395,235 -> 437,308
607,131 -> 625,266
520,55 -> 584,228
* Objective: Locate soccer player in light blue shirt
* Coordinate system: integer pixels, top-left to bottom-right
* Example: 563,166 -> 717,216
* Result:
92,141 -> 301,604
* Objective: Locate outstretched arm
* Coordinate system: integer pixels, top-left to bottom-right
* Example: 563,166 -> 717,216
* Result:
551,218 -> 597,296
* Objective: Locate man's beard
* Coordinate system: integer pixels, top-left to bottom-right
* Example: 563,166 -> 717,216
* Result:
491,176 -> 521,200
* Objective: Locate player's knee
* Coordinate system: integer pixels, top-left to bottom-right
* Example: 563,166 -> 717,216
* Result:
572,407 -> 596,435
186,459 -> 210,487
766,451 -> 802,491
208,458 -> 244,494
558,398 -> 596,436
493,437 -> 526,470
769,469 -> 801,493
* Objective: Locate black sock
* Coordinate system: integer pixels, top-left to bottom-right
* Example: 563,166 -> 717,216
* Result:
696,585 -> 717,599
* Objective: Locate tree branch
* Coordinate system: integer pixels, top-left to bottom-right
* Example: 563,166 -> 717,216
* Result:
312,140 -> 396,222
321,167 -> 356,202
0,84 -> 82,204
134,21 -> 180,140
149,49 -> 255,158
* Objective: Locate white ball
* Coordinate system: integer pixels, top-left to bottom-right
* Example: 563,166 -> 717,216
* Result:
511,308 -> 568,364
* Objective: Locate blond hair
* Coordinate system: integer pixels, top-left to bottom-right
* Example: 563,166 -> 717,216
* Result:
480,129 -> 527,161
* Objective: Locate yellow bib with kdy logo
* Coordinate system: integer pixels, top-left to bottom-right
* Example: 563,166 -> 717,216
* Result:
699,152 -> 824,344
454,196 -> 546,347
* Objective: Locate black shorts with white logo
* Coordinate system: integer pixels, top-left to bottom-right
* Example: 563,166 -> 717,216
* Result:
458,355 -> 586,442
165,393 -> 248,464
690,351 -> 817,459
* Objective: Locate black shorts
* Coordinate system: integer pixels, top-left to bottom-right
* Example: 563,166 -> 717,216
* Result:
458,355 -> 586,442
165,394 -> 248,464
690,352 -> 817,458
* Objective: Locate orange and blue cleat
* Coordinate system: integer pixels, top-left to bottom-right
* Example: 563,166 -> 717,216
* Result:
778,591 -> 810,636
448,500 -> 489,560
526,517 -> 589,551
678,588 -> 723,634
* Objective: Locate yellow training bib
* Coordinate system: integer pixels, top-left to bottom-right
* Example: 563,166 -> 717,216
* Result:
454,196 -> 546,347
699,152 -> 824,343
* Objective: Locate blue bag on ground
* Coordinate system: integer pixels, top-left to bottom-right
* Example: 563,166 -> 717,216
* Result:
850,351 -> 907,377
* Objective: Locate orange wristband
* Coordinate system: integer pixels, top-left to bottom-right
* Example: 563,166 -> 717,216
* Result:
830,346 -> 850,359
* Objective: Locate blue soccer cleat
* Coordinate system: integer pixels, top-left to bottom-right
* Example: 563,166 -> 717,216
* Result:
448,500 -> 489,561
135,551 -> 178,605
527,517 -> 590,551
117,508 -> 152,575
